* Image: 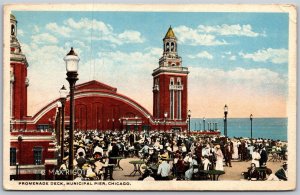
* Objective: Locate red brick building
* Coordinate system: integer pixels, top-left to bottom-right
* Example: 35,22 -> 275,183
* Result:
9,15 -> 189,179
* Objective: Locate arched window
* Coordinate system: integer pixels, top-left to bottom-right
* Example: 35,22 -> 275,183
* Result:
11,24 -> 15,36
170,77 -> 174,85
171,42 -> 174,52
166,42 -> 170,52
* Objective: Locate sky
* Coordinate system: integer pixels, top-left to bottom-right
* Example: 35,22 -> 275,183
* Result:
13,11 -> 289,118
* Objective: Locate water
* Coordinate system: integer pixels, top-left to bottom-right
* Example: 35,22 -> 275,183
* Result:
190,118 -> 287,141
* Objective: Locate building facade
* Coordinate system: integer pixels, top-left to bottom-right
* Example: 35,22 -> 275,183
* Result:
9,15 -> 189,179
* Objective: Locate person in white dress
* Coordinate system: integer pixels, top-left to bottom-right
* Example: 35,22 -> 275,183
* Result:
214,145 -> 224,171
232,139 -> 239,159
251,148 -> 261,167
202,155 -> 211,170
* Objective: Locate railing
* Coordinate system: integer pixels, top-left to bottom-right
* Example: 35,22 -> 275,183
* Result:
169,85 -> 183,90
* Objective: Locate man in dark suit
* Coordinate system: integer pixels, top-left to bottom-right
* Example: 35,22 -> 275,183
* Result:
259,145 -> 268,167
247,163 -> 259,180
76,151 -> 86,169
275,162 -> 288,181
224,141 -> 233,167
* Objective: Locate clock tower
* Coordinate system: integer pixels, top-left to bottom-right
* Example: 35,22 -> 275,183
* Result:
10,14 -> 29,130
152,26 -> 189,131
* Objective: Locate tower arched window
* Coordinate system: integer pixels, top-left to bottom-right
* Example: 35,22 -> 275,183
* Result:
171,42 -> 174,52
177,77 -> 181,85
170,77 -> 174,85
11,24 -> 15,36
166,42 -> 170,52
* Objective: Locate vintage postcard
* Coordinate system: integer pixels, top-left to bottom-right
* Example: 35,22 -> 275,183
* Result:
2,4 -> 297,191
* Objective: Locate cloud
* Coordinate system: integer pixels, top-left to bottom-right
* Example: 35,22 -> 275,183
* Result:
239,48 -> 288,64
198,24 -> 263,37
118,30 -> 144,43
31,33 -> 58,44
229,55 -> 236,61
188,51 -> 213,59
189,67 -> 286,93
45,22 -> 72,37
173,25 -> 227,46
18,29 -> 24,36
33,25 -> 40,33
188,67 -> 287,117
63,17 -> 144,45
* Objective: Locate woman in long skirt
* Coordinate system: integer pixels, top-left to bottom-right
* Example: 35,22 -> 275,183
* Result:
214,145 -> 224,171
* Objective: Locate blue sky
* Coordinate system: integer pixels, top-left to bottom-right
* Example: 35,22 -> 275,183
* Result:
13,11 -> 289,117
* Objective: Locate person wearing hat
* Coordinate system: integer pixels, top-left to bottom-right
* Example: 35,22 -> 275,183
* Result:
275,162 -> 288,181
266,168 -> 279,181
142,169 -> 155,181
157,156 -> 170,180
259,145 -> 268,167
76,151 -> 86,169
76,143 -> 86,159
214,145 -> 224,171
247,162 -> 259,181
60,156 -> 69,170
185,155 -> 198,180
224,141 -> 233,167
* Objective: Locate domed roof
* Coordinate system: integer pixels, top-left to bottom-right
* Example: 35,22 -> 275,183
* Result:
164,26 -> 176,38
10,14 -> 16,20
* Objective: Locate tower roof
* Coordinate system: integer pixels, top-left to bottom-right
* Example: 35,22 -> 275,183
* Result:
10,14 -> 16,21
164,26 -> 176,38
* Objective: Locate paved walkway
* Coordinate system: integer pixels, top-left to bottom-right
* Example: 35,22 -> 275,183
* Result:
110,157 -> 283,181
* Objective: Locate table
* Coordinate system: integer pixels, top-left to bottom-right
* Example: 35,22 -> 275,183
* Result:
129,160 -> 145,176
199,170 -> 225,181
110,157 -> 125,170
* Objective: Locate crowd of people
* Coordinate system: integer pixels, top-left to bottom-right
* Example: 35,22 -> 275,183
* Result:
57,129 -> 288,181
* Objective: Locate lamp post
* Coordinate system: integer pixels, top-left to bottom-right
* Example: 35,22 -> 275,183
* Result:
203,117 -> 206,131
224,104 -> 228,137
98,120 -> 101,131
250,114 -> 253,144
164,112 -> 168,131
112,118 -> 115,131
59,85 -> 67,164
147,115 -> 150,134
118,118 -> 121,131
187,110 -> 191,136
125,118 -> 128,132
64,47 -> 80,180
135,116 -> 138,132
56,101 -> 62,145
48,118 -> 52,131
16,162 -> 19,180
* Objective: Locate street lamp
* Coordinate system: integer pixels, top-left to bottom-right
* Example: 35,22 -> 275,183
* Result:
187,110 -> 191,136
56,101 -> 62,145
59,85 -> 67,164
203,117 -> 205,131
147,115 -> 150,133
164,112 -> 168,131
125,118 -> 128,132
64,47 -> 80,180
135,116 -> 138,132
112,118 -> 115,130
118,118 -> 121,131
224,104 -> 228,137
250,114 -> 253,144
48,118 -> 52,131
